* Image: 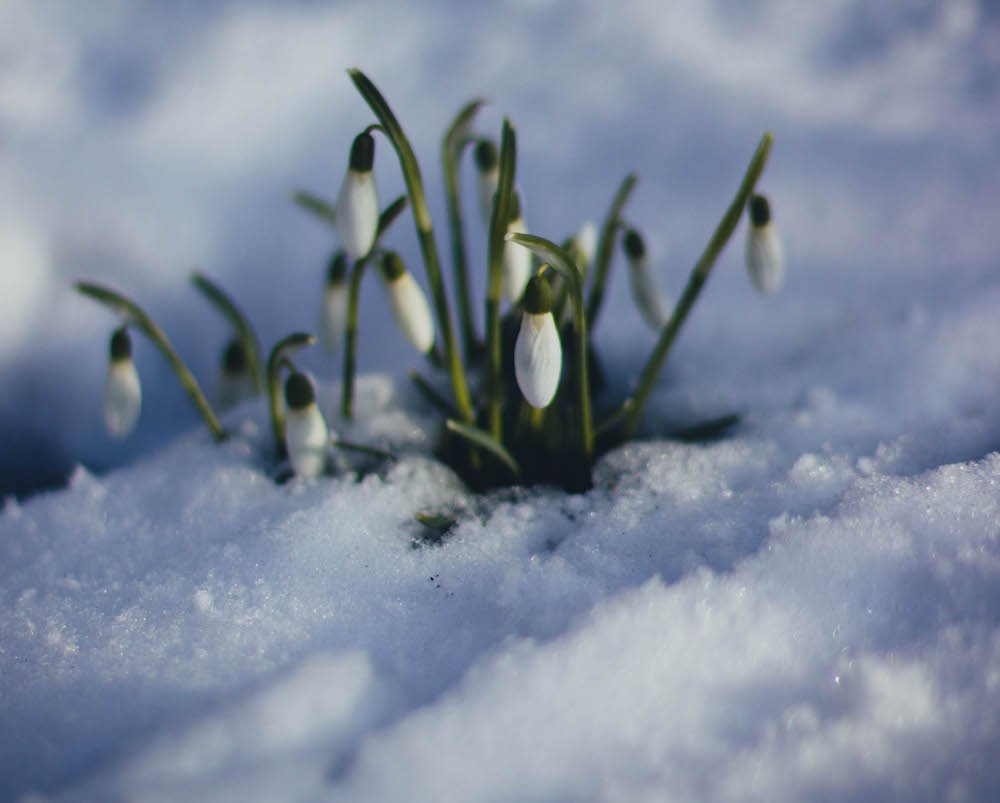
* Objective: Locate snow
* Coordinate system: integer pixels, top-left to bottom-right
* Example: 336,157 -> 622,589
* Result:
4,0 -> 1000,800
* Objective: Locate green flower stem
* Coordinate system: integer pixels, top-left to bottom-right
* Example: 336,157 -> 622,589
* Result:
585,173 -> 637,330
442,98 -> 486,363
485,119 -> 517,443
348,68 -> 473,424
267,332 -> 316,456
190,272 -> 264,394
75,281 -> 226,441
445,419 -> 520,478
505,234 -> 593,460
341,256 -> 367,420
339,196 -> 408,421
620,132 -> 773,440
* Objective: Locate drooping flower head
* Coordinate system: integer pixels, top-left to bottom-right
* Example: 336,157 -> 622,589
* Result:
320,250 -> 349,353
283,371 -> 330,479
623,228 -> 672,331
745,193 -> 785,294
215,338 -> 254,411
335,131 -> 379,261
102,326 -> 141,438
475,139 -> 499,226
380,251 -> 435,354
514,273 -> 562,409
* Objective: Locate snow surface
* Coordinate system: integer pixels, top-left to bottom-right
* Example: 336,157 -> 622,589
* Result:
4,0 -> 1000,800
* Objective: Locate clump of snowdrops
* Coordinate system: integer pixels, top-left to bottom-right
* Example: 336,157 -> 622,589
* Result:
77,69 -> 782,493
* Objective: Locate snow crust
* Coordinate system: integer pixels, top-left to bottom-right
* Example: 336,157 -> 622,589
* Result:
3,1 -> 1000,800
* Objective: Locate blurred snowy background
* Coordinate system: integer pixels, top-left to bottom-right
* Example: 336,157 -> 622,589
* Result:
5,1 -> 1000,800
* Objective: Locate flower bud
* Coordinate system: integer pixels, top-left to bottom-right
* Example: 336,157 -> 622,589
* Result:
283,371 -> 330,478
475,139 -> 499,225
335,131 -> 378,260
515,275 -> 562,409
215,338 -> 254,411
320,251 -> 349,353
102,326 -> 141,438
623,228 -> 671,331
745,193 -> 784,294
381,252 -> 435,354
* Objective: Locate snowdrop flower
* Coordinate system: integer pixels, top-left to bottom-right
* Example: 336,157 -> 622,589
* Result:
335,131 -> 378,260
283,371 -> 330,479
381,251 -> 435,354
623,228 -> 672,331
475,139 -> 499,225
320,251 -> 349,353
215,339 -> 254,412
503,192 -> 532,304
515,274 -> 562,409
745,193 -> 784,294
102,326 -> 141,438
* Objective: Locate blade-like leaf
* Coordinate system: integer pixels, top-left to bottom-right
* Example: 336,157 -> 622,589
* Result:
445,419 -> 521,478
292,190 -> 337,227
191,272 -> 264,394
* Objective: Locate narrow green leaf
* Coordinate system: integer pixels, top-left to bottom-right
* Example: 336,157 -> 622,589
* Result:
585,173 -> 637,329
409,371 -> 460,418
504,233 -> 582,296
445,419 -> 521,478
292,190 -> 337,227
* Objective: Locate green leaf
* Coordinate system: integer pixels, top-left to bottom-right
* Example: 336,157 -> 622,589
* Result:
292,190 -> 337,227
504,233 -> 582,295
445,419 -> 521,478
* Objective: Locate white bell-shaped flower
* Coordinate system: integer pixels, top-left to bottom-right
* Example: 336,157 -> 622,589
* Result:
502,193 -> 532,304
515,274 -> 562,409
215,339 -> 254,411
335,131 -> 378,261
623,228 -> 672,331
283,372 -> 331,479
745,193 -> 784,294
475,139 -> 499,226
320,251 -> 349,353
573,220 -> 598,274
381,252 -> 435,354
102,326 -> 141,438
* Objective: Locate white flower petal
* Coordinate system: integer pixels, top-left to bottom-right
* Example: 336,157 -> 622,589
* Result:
628,258 -> 672,331
746,223 -> 785,294
335,170 -> 378,261
515,311 -> 562,409
502,218 -> 532,304
575,220 -> 598,268
320,282 -> 348,353
387,272 -> 435,354
102,359 -> 141,438
285,403 -> 330,479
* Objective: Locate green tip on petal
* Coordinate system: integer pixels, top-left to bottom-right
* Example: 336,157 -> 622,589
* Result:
475,139 -> 498,172
109,326 -> 131,361
349,131 -> 375,172
522,274 -> 553,315
623,228 -> 646,262
327,251 -> 348,285
284,371 -> 315,410
749,194 -> 771,227
222,338 -> 248,375
381,251 -> 406,282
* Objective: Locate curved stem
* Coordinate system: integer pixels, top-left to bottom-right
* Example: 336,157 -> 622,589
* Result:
266,332 -> 316,457
348,68 -> 473,424
620,132 -> 773,439
341,256 -> 367,420
442,99 -> 486,363
190,272 -> 264,394
585,173 -> 637,330
75,281 -> 226,441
